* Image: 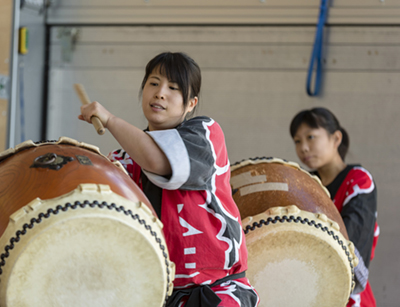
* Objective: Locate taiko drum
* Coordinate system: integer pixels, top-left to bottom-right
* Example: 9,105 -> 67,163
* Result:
231,157 -> 358,307
0,137 -> 174,307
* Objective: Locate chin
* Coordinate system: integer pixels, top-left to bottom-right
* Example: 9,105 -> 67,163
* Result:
302,162 -> 316,170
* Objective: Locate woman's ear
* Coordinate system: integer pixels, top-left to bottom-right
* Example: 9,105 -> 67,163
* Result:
187,96 -> 198,113
333,130 -> 343,148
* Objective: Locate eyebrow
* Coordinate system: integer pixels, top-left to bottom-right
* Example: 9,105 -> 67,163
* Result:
149,75 -> 179,85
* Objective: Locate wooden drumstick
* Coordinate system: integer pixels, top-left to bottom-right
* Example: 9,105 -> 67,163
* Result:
73,83 -> 106,135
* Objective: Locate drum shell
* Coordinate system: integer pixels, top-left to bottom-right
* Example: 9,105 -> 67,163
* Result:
0,143 -> 154,236
231,159 -> 349,240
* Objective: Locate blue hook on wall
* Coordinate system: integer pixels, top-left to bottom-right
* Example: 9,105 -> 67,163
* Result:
306,0 -> 330,96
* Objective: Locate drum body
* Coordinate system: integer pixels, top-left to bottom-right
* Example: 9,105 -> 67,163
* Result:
231,158 -> 357,307
0,137 -> 174,307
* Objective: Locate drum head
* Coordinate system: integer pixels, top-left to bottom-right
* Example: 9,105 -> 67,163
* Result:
0,184 -> 174,307
244,206 -> 356,307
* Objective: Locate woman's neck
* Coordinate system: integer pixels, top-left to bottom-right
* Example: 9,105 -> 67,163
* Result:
317,158 -> 347,186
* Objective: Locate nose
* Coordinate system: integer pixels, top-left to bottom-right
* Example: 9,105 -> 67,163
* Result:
156,92 -> 165,100
155,85 -> 167,100
299,141 -> 309,153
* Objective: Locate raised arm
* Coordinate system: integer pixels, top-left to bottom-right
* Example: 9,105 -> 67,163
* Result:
79,101 -> 171,176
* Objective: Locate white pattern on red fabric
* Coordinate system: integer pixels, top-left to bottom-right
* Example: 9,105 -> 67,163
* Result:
343,167 -> 375,207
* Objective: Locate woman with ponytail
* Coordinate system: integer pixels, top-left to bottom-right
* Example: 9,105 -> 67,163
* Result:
290,107 -> 379,307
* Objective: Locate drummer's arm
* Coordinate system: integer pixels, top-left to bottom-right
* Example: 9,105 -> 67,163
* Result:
106,116 -> 172,176
79,101 -> 171,176
341,193 -> 377,266
341,192 -> 377,294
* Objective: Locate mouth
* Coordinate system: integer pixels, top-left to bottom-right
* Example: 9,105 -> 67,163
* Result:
302,156 -> 312,163
150,103 -> 165,110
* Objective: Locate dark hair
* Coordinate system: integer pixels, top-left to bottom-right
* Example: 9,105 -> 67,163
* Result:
289,107 -> 349,161
140,52 -> 201,114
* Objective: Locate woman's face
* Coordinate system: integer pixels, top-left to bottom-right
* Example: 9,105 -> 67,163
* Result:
293,123 -> 340,170
141,69 -> 197,131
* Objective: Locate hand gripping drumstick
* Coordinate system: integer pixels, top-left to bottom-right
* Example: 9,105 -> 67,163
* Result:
74,83 -> 106,135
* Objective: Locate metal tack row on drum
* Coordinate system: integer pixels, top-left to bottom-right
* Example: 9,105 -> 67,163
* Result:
230,157 -> 358,307
0,137 -> 174,307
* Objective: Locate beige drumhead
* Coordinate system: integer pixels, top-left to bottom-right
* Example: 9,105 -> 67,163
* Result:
243,205 -> 357,307
0,184 -> 175,307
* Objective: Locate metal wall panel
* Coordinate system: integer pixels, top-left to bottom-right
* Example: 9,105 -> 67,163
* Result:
47,25 -> 399,307
12,7 -> 46,146
0,0 -> 12,151
3,2 -> 46,149
47,0 -> 400,25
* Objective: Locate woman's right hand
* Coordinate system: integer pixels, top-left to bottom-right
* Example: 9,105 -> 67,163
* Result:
78,101 -> 115,128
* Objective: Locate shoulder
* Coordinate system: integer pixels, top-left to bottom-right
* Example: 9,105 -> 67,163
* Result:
178,116 -> 223,135
345,165 -> 375,192
340,165 -> 375,207
180,116 -> 216,127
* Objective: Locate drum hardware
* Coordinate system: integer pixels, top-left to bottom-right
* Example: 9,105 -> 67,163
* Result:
31,152 -> 74,170
76,154 -> 93,165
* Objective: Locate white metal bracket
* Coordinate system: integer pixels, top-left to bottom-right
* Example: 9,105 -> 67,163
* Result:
57,27 -> 80,63
0,75 -> 10,100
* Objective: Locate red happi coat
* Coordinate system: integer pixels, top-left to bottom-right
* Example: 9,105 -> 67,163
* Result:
109,116 -> 259,306
324,166 -> 379,307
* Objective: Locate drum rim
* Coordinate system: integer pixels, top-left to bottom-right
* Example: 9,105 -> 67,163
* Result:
230,157 -> 330,198
242,205 -> 357,294
0,184 -> 174,306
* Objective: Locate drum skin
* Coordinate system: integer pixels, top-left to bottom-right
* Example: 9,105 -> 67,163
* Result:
230,158 -> 349,240
0,140 -> 154,236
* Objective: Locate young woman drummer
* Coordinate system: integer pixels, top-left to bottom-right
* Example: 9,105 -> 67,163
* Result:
79,52 -> 259,307
290,107 -> 379,307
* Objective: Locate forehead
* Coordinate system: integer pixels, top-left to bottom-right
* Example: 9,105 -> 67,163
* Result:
148,69 -> 178,84
294,123 -> 327,137
151,64 -> 177,80
148,68 -> 165,78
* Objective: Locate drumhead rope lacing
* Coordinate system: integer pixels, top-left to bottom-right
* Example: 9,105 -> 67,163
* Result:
0,137 -> 107,163
0,200 -> 172,306
33,140 -> 58,144
243,215 -> 356,291
231,156 -> 280,166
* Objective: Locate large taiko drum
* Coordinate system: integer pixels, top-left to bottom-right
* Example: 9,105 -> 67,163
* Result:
230,157 -> 358,307
0,137 -> 174,307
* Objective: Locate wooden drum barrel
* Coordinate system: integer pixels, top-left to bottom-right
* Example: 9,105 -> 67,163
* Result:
0,137 -> 174,307
231,157 -> 358,307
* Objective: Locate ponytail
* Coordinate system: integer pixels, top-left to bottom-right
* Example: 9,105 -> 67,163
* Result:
338,127 -> 349,161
